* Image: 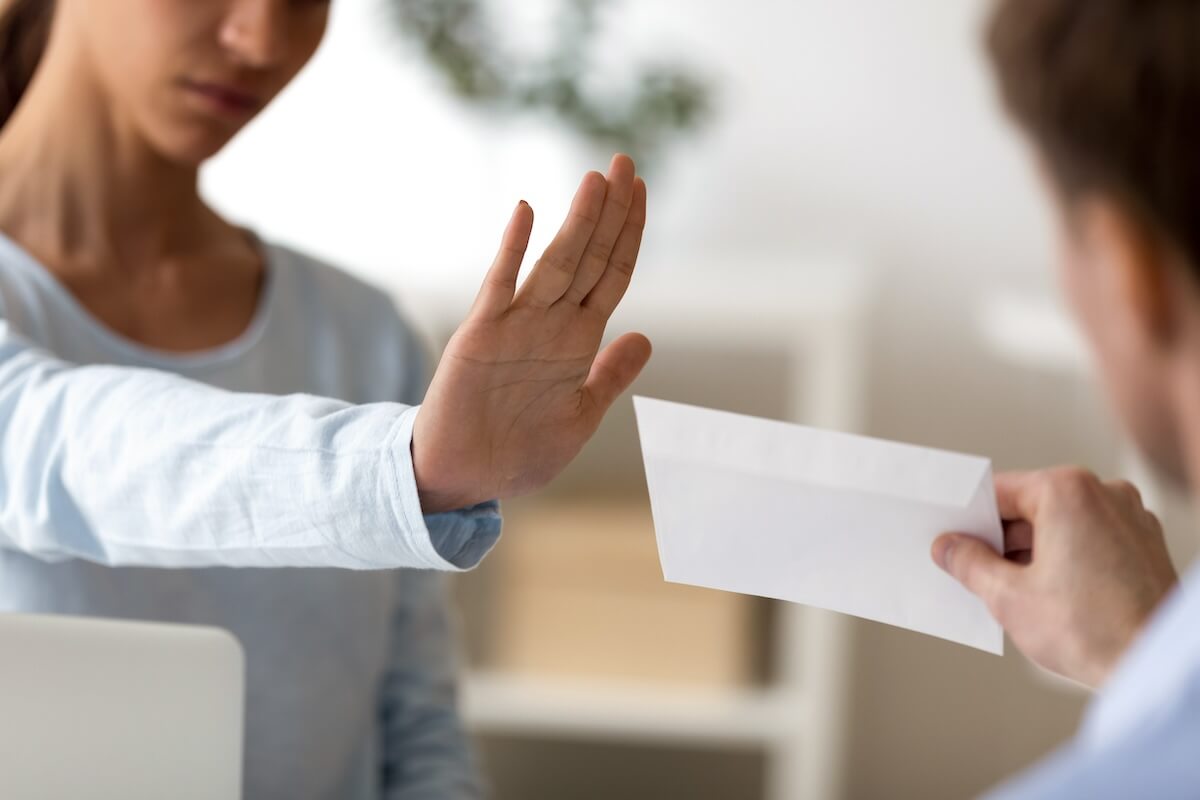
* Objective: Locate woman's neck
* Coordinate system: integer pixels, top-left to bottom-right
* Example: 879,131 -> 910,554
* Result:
0,25 -> 215,275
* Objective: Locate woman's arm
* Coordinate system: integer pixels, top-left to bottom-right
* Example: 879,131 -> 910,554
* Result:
0,319 -> 499,569
378,570 -> 482,800
0,156 -> 647,570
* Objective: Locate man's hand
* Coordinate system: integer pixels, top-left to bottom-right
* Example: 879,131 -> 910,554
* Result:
412,155 -> 651,513
933,469 -> 1178,688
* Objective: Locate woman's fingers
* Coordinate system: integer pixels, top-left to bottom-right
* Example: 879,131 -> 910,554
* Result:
474,162 -> 643,320
564,155 -> 636,305
471,201 -> 535,319
583,177 -> 647,317
516,171 -> 608,309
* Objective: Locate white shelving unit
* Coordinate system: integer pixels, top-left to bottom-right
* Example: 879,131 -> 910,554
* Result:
463,672 -> 796,747
396,259 -> 874,800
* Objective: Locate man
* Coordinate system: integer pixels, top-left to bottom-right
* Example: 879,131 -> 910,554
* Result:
931,1 -> 1200,796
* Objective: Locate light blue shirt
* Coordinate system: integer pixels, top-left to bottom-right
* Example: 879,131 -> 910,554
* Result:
0,233 -> 501,799
987,561 -> 1200,799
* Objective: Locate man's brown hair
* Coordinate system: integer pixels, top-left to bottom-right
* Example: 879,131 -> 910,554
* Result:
988,0 -> 1200,269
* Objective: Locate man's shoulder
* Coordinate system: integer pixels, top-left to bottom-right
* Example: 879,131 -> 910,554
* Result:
1084,563 -> 1200,748
986,575 -> 1200,799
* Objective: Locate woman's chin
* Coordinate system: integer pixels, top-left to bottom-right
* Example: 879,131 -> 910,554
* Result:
150,125 -> 241,168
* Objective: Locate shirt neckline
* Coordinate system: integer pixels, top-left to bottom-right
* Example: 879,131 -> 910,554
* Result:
0,229 -> 277,371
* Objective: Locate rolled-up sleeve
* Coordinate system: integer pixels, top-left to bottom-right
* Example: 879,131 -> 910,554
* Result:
384,402 -> 501,571
0,319 -> 500,570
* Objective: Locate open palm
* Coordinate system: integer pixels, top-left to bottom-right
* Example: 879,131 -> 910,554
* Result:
413,155 -> 651,513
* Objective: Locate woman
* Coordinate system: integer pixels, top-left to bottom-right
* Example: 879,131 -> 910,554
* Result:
0,0 -> 650,797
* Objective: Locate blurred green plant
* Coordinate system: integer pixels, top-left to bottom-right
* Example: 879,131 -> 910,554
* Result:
386,0 -> 713,169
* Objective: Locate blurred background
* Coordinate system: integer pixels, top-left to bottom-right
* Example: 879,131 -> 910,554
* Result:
202,1 -> 1198,798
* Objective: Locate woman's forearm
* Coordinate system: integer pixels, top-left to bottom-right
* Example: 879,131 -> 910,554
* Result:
0,321 -> 499,570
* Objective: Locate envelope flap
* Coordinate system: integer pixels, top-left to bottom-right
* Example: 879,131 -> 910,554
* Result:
634,396 -> 993,508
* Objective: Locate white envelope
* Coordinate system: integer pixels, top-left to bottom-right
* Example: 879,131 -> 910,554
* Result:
633,396 -> 1004,654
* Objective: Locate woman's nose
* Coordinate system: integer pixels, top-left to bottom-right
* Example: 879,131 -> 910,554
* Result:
218,0 -> 287,69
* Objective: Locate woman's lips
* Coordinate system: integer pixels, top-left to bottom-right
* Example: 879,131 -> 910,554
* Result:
180,79 -> 261,118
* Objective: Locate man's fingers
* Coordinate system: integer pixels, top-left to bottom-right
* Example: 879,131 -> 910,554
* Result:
1105,479 -> 1144,508
471,201 -> 535,319
564,154 -> 636,305
517,171 -> 607,308
932,533 -> 1022,621
580,332 -> 652,424
994,470 -> 1047,523
1004,519 -> 1033,554
583,177 -> 647,317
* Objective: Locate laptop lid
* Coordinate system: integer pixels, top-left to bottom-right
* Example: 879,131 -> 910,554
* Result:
0,613 -> 244,800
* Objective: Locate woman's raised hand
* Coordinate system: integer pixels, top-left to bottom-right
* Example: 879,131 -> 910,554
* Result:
412,155 -> 651,513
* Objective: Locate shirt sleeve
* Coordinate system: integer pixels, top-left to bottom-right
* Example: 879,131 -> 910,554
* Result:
0,318 -> 500,570
378,570 -> 484,800
983,677 -> 1200,800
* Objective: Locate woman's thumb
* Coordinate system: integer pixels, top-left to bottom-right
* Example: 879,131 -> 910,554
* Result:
582,333 -> 652,421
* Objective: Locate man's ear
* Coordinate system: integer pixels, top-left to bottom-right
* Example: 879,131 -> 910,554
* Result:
1080,197 -> 1176,346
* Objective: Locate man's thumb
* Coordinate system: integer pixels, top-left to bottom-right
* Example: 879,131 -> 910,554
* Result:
932,533 -> 1017,615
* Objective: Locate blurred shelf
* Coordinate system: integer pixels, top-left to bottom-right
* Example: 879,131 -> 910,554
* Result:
463,671 -> 799,748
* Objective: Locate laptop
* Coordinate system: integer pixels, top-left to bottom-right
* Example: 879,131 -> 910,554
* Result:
0,613 -> 244,800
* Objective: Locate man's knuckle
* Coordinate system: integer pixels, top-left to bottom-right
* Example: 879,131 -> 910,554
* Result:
1048,466 -> 1098,497
987,588 -> 1013,625
954,548 -> 986,588
1055,466 -> 1093,485
1112,479 -> 1143,505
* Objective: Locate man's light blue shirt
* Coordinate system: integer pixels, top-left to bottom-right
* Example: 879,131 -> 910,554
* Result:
0,233 -> 500,799
987,561 -> 1200,799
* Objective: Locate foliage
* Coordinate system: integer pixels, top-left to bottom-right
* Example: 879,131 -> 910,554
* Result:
386,0 -> 713,169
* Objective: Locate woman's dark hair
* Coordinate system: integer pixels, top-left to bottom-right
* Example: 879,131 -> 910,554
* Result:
988,0 -> 1200,270
0,0 -> 53,128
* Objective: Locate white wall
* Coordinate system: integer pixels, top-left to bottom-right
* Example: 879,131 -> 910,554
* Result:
204,0 -> 1105,512
203,0 -> 1056,298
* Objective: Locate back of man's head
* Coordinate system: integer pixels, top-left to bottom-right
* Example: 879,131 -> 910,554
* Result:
990,0 -> 1200,271
988,0 -> 1200,483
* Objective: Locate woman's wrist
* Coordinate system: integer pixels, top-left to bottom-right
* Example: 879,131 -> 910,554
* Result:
410,433 -> 481,514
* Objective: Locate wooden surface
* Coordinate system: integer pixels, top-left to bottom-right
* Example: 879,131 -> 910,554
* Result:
490,498 -> 763,687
